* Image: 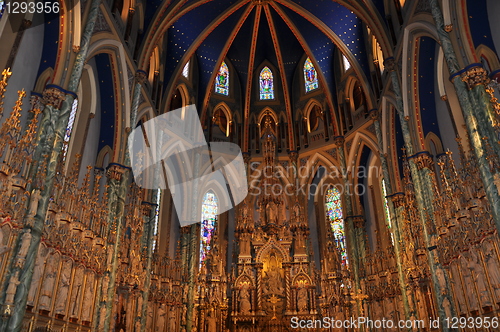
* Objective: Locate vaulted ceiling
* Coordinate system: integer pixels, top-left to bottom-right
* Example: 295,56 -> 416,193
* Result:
141,0 -> 391,116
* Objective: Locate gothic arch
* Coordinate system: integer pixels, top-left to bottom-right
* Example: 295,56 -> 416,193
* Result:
346,132 -> 380,169
135,107 -> 155,127
401,21 -> 439,118
33,68 -> 54,93
301,152 -> 341,190
476,44 -> 500,72
255,238 -> 289,264
291,271 -> 313,286
425,132 -> 444,156
96,145 -> 113,169
87,39 -> 133,159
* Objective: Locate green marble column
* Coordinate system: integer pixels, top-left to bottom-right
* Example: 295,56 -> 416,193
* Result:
370,109 -> 412,322
91,165 -> 122,332
103,165 -> 130,332
125,69 -> 157,332
468,79 -> 500,158
98,68 -> 148,331
428,0 -> 500,231
139,200 -> 157,332
0,1 -> 102,331
186,223 -> 199,332
384,58 -> 458,331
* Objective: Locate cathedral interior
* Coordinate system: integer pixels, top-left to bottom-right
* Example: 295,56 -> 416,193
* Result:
1,0 -> 500,331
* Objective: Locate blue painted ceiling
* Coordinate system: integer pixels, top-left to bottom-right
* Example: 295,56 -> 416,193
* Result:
154,0 -> 385,112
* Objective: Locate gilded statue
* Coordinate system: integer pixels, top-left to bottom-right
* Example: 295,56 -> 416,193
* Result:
264,265 -> 283,294
297,286 -> 308,313
239,287 -> 251,314
266,201 -> 278,224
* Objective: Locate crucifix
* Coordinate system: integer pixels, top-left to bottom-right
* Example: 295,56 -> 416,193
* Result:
350,289 -> 369,316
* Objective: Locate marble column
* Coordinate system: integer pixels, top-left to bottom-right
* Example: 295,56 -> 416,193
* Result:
384,57 -> 458,331
0,1 -> 102,331
102,164 -> 130,332
428,0 -> 500,231
370,109 -> 412,321
139,200 -> 158,332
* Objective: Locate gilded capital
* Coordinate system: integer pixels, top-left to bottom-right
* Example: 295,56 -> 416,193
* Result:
461,66 -> 490,89
106,164 -> 127,181
42,86 -> 66,109
390,193 -> 405,209
353,216 -> 365,229
411,152 -> 434,170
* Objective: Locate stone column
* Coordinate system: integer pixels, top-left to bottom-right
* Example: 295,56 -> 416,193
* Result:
462,66 -> 500,155
102,164 -> 130,332
186,223 -> 199,332
0,1 -> 102,331
139,200 -> 157,332
428,0 -> 500,231
384,57 -> 458,331
370,109 -> 412,321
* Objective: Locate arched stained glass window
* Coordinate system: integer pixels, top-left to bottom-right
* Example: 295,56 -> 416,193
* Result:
381,179 -> 394,245
200,191 -> 218,266
62,98 -> 79,160
325,187 -> 348,265
215,62 -> 229,96
259,66 -> 274,100
303,57 -> 318,93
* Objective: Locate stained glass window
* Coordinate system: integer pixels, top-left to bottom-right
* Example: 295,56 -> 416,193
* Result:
342,55 -> 351,72
381,179 -> 394,245
215,62 -> 229,96
303,57 -> 318,93
152,189 -> 162,252
182,61 -> 190,78
62,99 -> 79,160
199,191 -> 218,266
0,0 -> 4,19
259,66 -> 274,100
325,187 -> 348,265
